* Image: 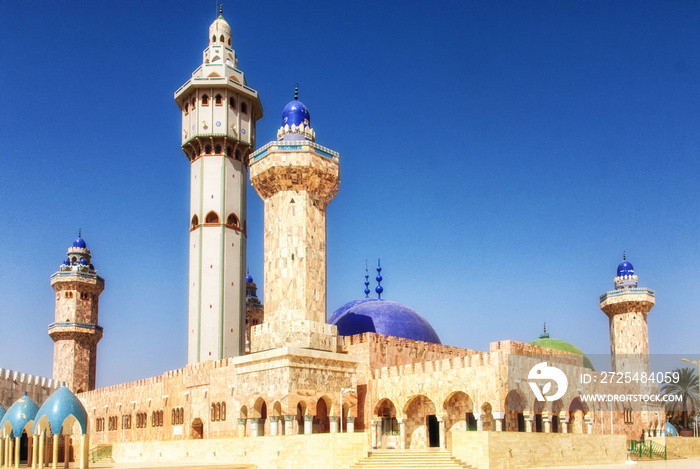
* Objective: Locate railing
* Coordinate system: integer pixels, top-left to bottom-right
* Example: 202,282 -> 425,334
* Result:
628,440 -> 667,460
600,288 -> 655,302
89,445 -> 112,463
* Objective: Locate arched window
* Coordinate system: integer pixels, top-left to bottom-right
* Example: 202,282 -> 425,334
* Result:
215,94 -> 223,105
191,97 -> 196,108
212,35 -> 216,42
201,95 -> 209,106
191,215 -> 199,229
228,38 -> 231,46
205,211 -> 219,224
205,145 -> 212,155
215,144 -> 222,154
241,102 -> 247,114
229,97 -> 236,109
211,406 -> 216,421
226,213 -> 239,228
221,402 -> 226,420
234,149 -> 241,161
220,35 -> 225,43
226,146 -> 232,157
184,103 -> 189,115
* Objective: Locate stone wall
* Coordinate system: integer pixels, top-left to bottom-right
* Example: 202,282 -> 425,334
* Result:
447,431 -> 627,469
649,436 -> 700,458
0,369 -> 59,410
112,432 -> 368,469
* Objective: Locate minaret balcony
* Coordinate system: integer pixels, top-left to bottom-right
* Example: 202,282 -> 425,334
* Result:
599,288 -> 655,316
48,322 -> 103,342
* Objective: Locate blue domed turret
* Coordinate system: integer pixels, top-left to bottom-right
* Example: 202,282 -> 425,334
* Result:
72,237 -> 86,249
282,100 -> 310,127
617,260 -> 634,277
63,259 -> 70,266
246,273 -> 253,283
33,384 -> 89,435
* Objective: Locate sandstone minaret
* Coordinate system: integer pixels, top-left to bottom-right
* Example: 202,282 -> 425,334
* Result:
599,254 -> 655,373
175,8 -> 262,363
49,234 -> 104,393
249,88 -> 340,351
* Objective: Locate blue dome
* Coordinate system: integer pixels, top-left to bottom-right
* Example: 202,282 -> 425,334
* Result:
330,300 -> 441,344
617,260 -> 634,277
282,100 -> 310,127
0,393 -> 39,438
33,385 -> 88,435
79,258 -> 87,265
63,259 -> 70,266
72,237 -> 86,249
665,421 -> 679,437
246,274 -> 253,283
328,298 -> 378,324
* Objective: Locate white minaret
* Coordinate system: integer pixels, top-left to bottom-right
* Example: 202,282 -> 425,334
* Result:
174,8 -> 263,363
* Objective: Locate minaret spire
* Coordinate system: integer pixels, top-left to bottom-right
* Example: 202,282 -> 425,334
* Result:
294,83 -> 299,101
375,259 -> 383,300
364,260 -> 370,298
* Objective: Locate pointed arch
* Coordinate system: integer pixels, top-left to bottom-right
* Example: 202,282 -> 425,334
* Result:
205,211 -> 219,224
191,214 -> 199,230
226,213 -> 239,229
215,94 -> 223,105
201,94 -> 209,106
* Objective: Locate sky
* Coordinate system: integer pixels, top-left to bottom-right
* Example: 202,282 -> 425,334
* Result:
1,1 -> 699,388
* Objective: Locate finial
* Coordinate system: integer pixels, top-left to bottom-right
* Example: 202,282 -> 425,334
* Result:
294,83 -> 299,101
247,266 -> 250,275
375,259 -> 383,299
539,322 -> 550,339
623,251 -> 626,261
78,228 -> 82,238
364,260 -> 370,298
219,3 -> 223,15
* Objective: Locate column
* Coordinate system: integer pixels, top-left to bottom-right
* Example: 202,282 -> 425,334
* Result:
1,437 -> 5,468
237,419 -> 246,438
249,419 -> 259,437
303,416 -> 313,435
31,435 -> 37,469
524,414 -> 533,433
8,438 -> 14,468
492,412 -> 504,432
329,417 -> 339,434
371,420 -> 378,449
14,437 -> 20,469
643,429 -> 649,438
346,417 -> 355,434
284,416 -> 294,436
474,412 -> 483,431
438,417 -> 446,450
398,419 -> 405,449
38,432 -> 45,469
51,436 -> 58,469
63,435 -> 69,469
561,417 -> 569,434
585,418 -> 593,435
79,435 -> 88,469
543,415 -> 552,433
269,417 -> 278,436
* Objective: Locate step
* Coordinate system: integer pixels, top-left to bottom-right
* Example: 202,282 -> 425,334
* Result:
350,450 -> 472,469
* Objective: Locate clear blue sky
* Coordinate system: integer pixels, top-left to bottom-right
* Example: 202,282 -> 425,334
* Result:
1,1 -> 699,387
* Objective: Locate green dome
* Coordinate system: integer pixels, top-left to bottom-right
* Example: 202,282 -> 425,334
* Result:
530,337 -> 595,370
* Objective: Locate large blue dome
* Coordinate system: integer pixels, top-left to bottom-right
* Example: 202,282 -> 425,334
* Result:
282,100 -> 310,127
330,300 -> 441,344
617,260 -> 634,277
72,237 -> 86,249
328,298 -> 378,324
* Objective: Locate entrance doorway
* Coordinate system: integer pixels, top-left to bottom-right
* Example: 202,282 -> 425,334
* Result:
190,418 -> 204,439
427,415 -> 439,447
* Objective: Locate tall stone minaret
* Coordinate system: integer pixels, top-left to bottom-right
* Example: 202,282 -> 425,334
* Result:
249,88 -> 340,352
49,234 -> 104,393
599,254 -> 655,373
175,8 -> 263,363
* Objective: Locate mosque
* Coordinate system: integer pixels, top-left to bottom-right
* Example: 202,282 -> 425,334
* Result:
0,9 -> 667,469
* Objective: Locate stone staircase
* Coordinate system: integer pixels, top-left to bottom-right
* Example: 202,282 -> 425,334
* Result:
350,449 -> 473,468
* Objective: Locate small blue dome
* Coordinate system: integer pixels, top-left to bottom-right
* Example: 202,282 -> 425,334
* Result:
665,421 -> 679,437
282,100 -> 310,127
246,274 -> 253,283
33,385 -> 88,435
617,260 -> 634,277
330,300 -> 441,344
79,258 -> 87,265
0,393 -> 39,438
63,259 -> 70,266
72,237 -> 86,249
